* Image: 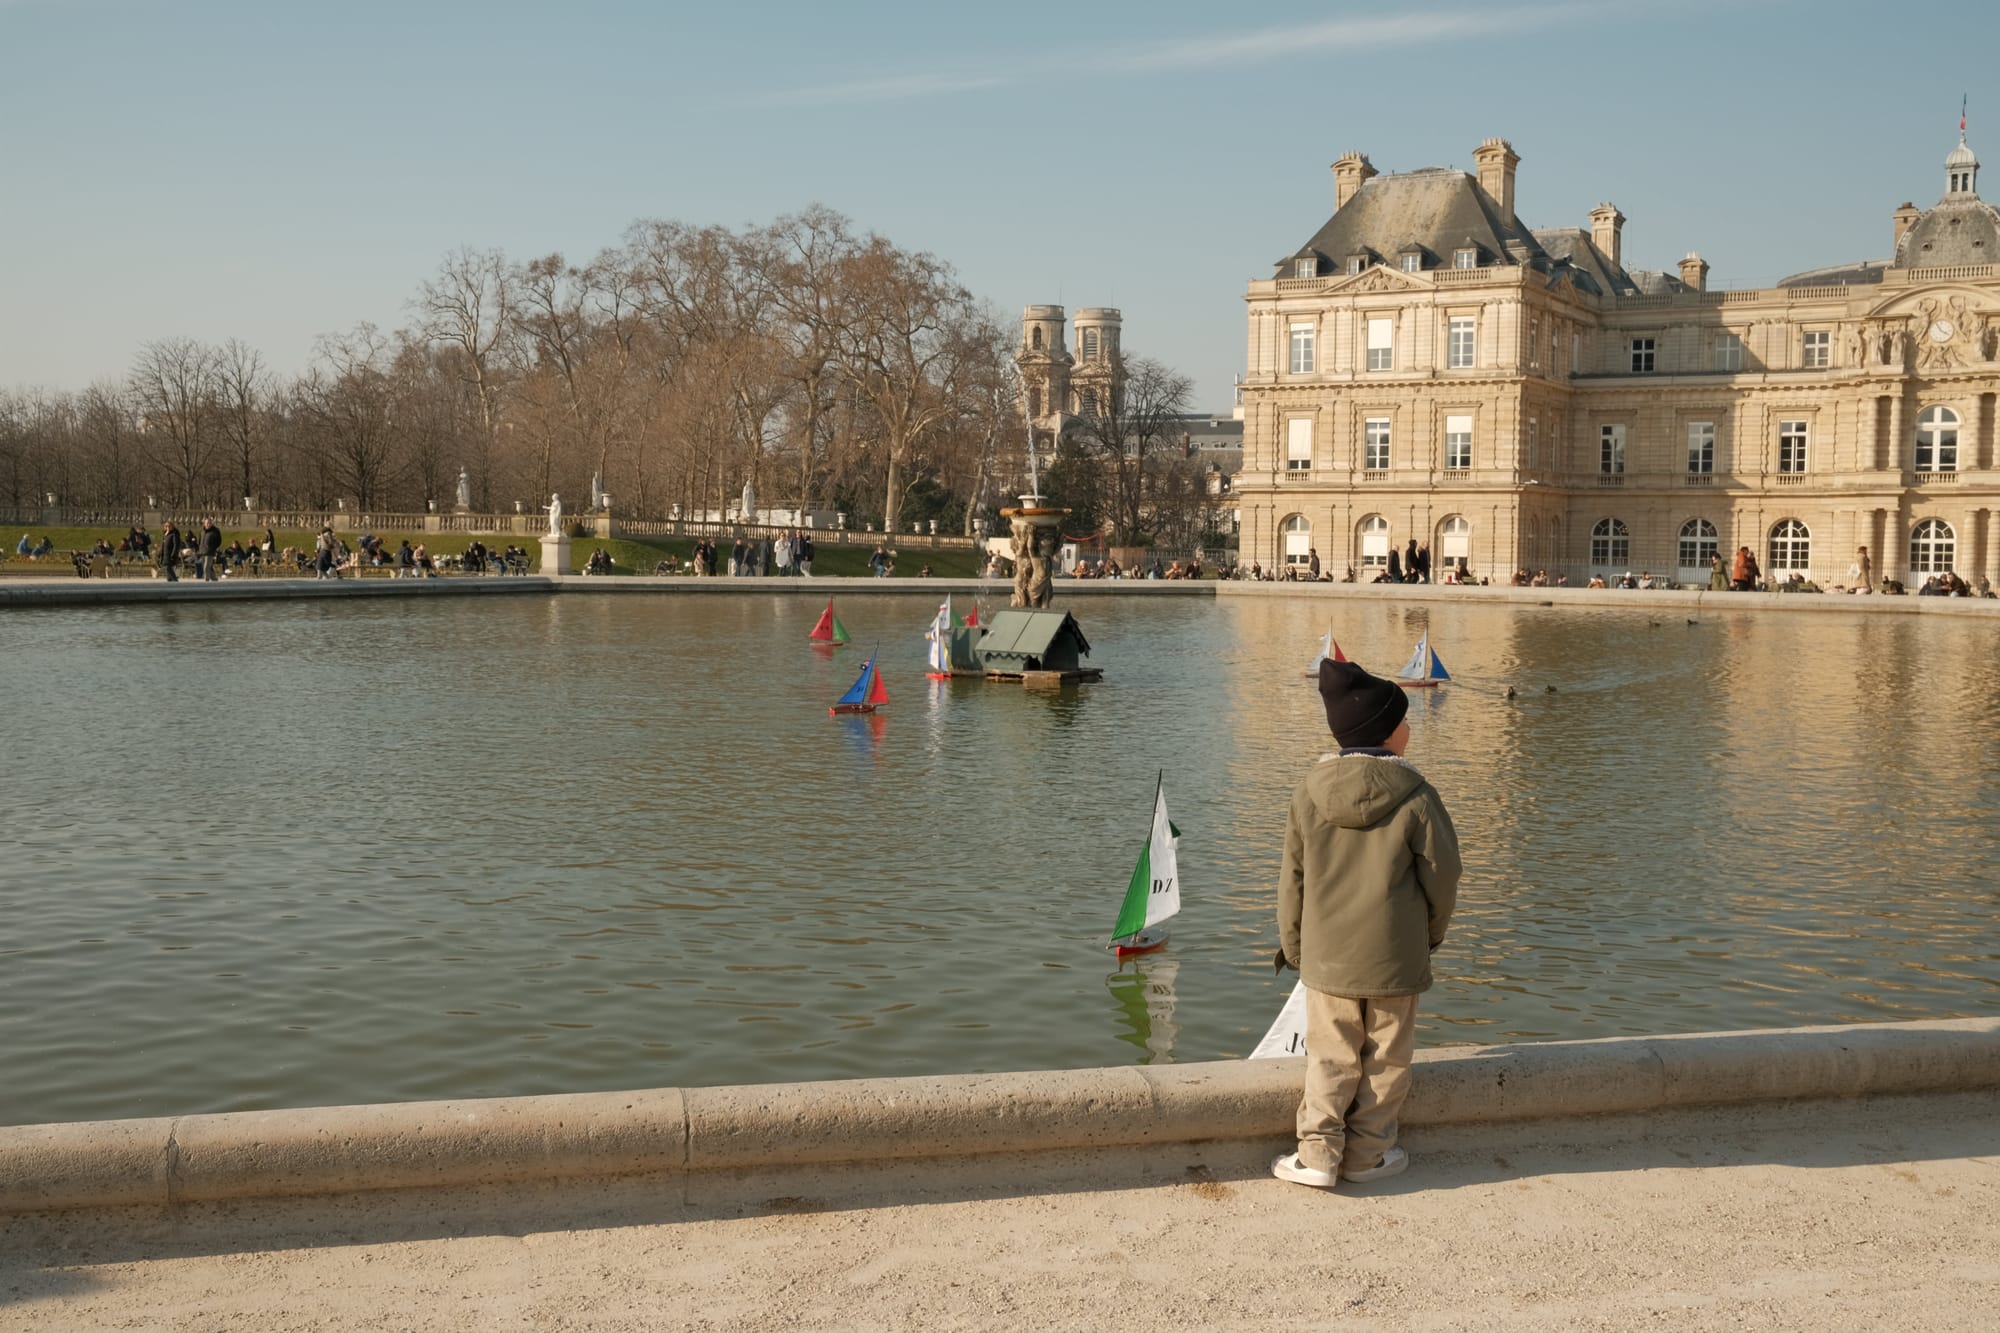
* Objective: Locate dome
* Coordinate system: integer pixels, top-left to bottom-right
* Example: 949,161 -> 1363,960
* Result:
1894,196 -> 2000,267
1947,137 -> 1978,170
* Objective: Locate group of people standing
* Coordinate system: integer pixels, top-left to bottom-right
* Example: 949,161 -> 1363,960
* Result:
687,530 -> 815,577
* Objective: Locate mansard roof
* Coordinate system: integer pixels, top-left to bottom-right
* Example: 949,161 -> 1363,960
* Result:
1280,165 -> 1650,297
1283,168 -> 1538,275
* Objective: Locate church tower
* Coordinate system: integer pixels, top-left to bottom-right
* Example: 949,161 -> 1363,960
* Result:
1017,305 -> 1072,438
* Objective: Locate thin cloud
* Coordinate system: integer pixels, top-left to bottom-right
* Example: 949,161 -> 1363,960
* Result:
1106,6 -> 1590,74
757,3 -> 1602,108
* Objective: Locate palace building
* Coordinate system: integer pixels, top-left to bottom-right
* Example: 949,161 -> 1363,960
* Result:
1235,133 -> 2000,586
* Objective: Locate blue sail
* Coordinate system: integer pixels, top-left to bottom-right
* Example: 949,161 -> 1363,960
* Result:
1428,648 -> 1451,681
834,657 -> 876,708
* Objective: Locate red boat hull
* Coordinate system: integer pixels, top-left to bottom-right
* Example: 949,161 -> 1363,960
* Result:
829,703 -> 878,715
1110,936 -> 1169,958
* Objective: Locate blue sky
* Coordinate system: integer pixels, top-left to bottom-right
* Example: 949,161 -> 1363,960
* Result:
3,0 -> 1995,409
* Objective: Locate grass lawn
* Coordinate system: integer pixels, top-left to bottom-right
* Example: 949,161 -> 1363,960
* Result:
2,525 -> 992,579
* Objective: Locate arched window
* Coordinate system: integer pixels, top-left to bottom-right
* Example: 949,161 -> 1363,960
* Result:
1525,514 -> 1539,562
1079,388 -> 1098,418
1358,514 -> 1389,571
1916,406 -> 1959,472
1438,515 -> 1471,564
1590,517 -> 1630,567
1082,328 -> 1100,361
1031,326 -> 1044,351
1768,518 -> 1811,575
1910,518 -> 1956,573
1677,518 -> 1718,570
1282,514 -> 1312,570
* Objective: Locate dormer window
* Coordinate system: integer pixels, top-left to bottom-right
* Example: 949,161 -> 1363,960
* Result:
1347,254 -> 1368,275
1294,257 -> 1316,279
1454,248 -> 1478,269
1400,252 -> 1423,273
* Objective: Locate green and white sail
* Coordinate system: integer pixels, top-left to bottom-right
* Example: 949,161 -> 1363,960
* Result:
1110,775 -> 1181,946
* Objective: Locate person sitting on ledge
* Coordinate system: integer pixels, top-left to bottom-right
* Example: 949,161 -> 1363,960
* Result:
1587,574 -> 1607,589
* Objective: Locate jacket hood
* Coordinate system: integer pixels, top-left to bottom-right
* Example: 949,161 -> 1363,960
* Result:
1305,753 -> 1428,828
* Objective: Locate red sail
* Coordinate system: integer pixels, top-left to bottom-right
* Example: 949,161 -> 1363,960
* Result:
807,601 -> 838,642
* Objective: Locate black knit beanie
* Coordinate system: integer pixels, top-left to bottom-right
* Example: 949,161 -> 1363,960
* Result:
1317,658 -> 1408,748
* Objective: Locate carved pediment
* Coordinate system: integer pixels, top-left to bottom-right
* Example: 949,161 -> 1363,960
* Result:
1861,287 -> 1998,369
1331,265 -> 1429,296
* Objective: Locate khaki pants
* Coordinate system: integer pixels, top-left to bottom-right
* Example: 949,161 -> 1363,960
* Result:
1295,990 -> 1418,1175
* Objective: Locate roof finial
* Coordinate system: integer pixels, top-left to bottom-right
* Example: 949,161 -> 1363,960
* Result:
1961,94 -> 1968,140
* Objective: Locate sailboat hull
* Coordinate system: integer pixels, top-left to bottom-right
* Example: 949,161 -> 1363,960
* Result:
828,703 -> 879,715
1110,927 -> 1169,958
1394,680 -> 1442,690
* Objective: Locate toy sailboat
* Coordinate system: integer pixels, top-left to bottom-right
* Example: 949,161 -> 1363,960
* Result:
1394,632 -> 1450,689
1303,628 -> 1348,677
925,596 -> 984,678
807,599 -> 851,645
1108,773 -> 1181,958
829,653 -> 887,715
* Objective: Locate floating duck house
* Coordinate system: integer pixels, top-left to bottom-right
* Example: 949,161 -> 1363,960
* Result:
976,609 -> 1099,681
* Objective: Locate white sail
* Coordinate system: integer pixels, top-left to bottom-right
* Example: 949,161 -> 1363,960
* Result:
1396,632 -> 1429,680
1251,980 -> 1309,1058
1144,784 -> 1180,930
926,597 -> 951,672
1309,629 -> 1332,672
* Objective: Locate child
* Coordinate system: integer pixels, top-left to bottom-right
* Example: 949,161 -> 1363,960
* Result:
1271,659 -> 1462,1188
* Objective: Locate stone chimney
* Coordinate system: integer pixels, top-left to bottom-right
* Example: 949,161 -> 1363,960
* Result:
1678,251 -> 1710,293
1589,203 -> 1626,268
1892,201 -> 1922,252
1472,138 -> 1519,221
1331,152 -> 1378,211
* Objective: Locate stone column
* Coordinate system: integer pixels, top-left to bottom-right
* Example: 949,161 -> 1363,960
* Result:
1887,393 -> 1906,474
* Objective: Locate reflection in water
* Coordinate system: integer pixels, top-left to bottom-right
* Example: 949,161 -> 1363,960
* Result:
2,593 -> 1997,1123
1106,957 -> 1179,1064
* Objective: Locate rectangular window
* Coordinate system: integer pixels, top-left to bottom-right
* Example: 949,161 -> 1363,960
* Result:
1082,328 -> 1099,361
1600,424 -> 1626,474
1445,415 -> 1472,470
1572,332 -> 1582,372
1365,418 -> 1391,471
1447,317 -> 1475,369
1779,420 -> 1808,473
1527,417 -> 1539,468
1366,318 -> 1393,371
1288,325 -> 1315,375
1630,337 -> 1656,373
1455,248 -> 1477,269
1802,330 -> 1830,368
1348,256 -> 1366,275
1400,252 -> 1422,273
1295,258 -> 1316,279
1528,317 -> 1540,369
1286,417 -> 1312,471
1715,333 -> 1742,371
1686,421 -> 1715,474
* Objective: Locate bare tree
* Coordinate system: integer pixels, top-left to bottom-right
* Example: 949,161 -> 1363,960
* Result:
837,238 -> 981,535
215,339 -> 269,506
297,324 -> 398,509
415,248 -> 514,509
129,338 -> 222,506
1061,355 -> 1193,544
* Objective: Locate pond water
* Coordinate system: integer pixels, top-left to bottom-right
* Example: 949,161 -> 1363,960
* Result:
2,591 -> 1996,1124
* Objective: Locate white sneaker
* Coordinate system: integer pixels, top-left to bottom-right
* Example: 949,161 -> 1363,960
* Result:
1340,1147 -> 1408,1182
1270,1152 -> 1337,1189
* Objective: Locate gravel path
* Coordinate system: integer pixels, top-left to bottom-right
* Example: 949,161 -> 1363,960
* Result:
4,1089 -> 1997,1332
